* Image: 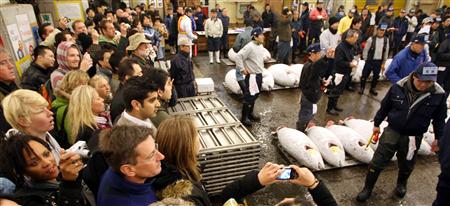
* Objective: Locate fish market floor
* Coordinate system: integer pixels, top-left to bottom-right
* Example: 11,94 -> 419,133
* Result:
192,54 -> 439,206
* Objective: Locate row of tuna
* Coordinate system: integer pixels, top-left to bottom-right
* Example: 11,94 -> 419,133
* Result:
276,118 -> 436,171
223,64 -> 303,94
351,59 -> 392,83
224,60 -> 395,94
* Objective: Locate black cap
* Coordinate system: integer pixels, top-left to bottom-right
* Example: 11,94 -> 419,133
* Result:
302,2 -> 309,6
251,27 -> 264,36
329,16 -> 339,25
306,43 -> 322,53
412,34 -> 428,44
185,7 -> 193,13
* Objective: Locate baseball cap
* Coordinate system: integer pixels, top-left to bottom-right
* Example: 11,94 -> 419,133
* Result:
400,9 -> 406,13
251,27 -> 264,36
435,17 -> 442,22
411,34 -> 428,44
316,0 -> 324,4
306,43 -> 322,53
410,9 -> 416,13
422,17 -> 434,24
302,2 -> 309,6
415,62 -> 438,81
378,23 -> 388,30
350,9 -> 356,13
387,7 -> 394,12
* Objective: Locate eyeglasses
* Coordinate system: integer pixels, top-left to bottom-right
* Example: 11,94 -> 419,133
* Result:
147,143 -> 159,160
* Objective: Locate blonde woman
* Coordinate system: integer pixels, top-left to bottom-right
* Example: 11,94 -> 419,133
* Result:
51,70 -> 89,147
2,89 -> 61,160
89,75 -> 112,111
154,116 -> 283,205
67,85 -> 110,146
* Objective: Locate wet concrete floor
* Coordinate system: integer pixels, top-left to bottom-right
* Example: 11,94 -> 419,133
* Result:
192,54 -> 440,206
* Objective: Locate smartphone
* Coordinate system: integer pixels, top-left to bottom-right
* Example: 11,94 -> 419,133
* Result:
276,167 -> 298,180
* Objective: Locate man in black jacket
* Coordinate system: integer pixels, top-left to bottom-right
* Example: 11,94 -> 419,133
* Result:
296,43 -> 330,132
435,32 -> 450,98
357,62 -> 446,202
326,29 -> 359,115
170,38 -> 196,98
434,118 -> 450,205
21,46 -> 54,91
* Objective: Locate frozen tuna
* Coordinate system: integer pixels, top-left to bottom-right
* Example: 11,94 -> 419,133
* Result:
277,127 -> 325,170
327,124 -> 374,164
306,126 -> 346,167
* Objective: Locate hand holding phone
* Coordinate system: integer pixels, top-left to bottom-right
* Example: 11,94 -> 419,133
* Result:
276,167 -> 298,180
288,165 -> 318,188
257,162 -> 284,186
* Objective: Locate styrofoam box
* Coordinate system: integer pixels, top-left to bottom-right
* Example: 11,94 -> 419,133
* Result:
196,78 -> 215,93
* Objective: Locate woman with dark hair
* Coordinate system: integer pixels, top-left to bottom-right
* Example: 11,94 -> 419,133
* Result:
2,134 -> 83,205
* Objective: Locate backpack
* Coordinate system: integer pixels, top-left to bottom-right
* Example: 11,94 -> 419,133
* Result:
40,79 -> 55,110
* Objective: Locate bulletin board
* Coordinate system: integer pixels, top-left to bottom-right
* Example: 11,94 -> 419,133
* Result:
54,0 -> 84,21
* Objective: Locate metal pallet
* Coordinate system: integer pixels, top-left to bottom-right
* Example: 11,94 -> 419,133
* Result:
169,94 -> 261,195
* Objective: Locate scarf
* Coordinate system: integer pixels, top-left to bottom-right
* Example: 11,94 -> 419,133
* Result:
56,41 -> 80,71
330,28 -> 337,34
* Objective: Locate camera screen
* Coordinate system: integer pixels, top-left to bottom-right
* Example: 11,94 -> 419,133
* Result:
278,168 -> 292,179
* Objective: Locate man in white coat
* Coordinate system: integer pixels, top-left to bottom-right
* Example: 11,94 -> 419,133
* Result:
204,9 -> 223,63
178,7 -> 197,57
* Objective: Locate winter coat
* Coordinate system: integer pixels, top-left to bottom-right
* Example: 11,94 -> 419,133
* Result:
385,46 -> 428,84
170,51 -> 195,85
309,8 -> 328,32
262,10 -> 275,28
437,120 -> 450,191
337,15 -> 353,35
374,74 -> 446,139
14,179 -> 84,206
319,29 -> 341,50
435,38 -> 450,92
334,40 -> 355,75
393,16 -> 408,38
21,62 -> 52,91
300,59 -> 328,103
204,18 -> 223,38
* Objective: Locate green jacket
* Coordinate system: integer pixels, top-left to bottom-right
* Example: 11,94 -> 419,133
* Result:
150,103 -> 170,128
51,97 -> 71,145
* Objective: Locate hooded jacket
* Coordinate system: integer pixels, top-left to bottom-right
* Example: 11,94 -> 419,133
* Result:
50,41 -> 79,89
374,74 -> 446,139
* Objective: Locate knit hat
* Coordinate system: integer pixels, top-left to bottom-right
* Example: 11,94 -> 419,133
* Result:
56,41 -> 80,71
414,62 -> 438,81
329,16 -> 339,26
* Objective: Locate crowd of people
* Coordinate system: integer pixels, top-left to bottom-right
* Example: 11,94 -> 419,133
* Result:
0,0 -> 450,205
